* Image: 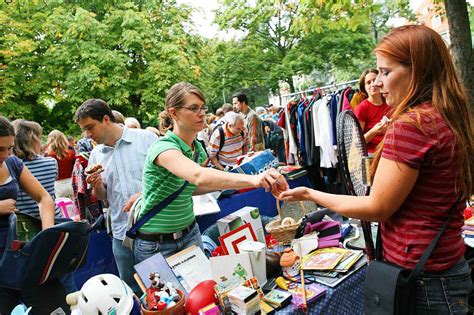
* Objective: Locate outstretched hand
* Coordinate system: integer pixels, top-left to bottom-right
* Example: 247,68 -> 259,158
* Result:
258,168 -> 289,196
278,187 -> 312,202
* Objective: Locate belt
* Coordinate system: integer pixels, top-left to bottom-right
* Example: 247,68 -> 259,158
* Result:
136,220 -> 196,242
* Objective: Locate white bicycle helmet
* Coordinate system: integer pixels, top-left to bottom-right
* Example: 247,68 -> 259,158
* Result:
77,274 -> 135,315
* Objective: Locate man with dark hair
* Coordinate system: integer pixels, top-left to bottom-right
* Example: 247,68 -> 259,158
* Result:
232,92 -> 265,151
75,98 -> 157,294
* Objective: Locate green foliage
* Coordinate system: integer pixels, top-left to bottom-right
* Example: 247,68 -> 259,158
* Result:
1,0 -> 204,131
0,0 -> 415,131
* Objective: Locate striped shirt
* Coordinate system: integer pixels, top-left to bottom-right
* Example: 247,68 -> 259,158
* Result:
89,127 -> 158,240
381,105 -> 465,272
17,155 -> 61,218
208,124 -> 249,166
138,131 -> 207,234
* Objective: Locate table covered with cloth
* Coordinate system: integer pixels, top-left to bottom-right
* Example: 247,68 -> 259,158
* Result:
196,174 -> 313,232
276,266 -> 366,315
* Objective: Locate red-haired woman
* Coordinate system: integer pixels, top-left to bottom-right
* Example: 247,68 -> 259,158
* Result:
279,25 -> 473,313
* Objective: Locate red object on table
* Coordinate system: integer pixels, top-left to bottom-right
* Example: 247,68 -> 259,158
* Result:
464,207 -> 473,220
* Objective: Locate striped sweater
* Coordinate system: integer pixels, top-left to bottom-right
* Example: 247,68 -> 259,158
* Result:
17,155 -> 61,218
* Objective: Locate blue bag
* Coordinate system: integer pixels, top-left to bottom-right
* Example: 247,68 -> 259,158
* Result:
0,213 -> 101,290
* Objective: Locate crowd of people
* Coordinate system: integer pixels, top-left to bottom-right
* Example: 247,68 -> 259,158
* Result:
0,25 -> 472,314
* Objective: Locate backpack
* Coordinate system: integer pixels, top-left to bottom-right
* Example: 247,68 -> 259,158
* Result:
0,213 -> 101,290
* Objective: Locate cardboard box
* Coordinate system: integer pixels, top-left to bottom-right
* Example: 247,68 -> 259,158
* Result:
217,207 -> 265,243
231,150 -> 279,175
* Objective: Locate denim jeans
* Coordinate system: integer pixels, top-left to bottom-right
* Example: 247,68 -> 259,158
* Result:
415,258 -> 472,314
112,238 -> 141,295
134,224 -> 203,262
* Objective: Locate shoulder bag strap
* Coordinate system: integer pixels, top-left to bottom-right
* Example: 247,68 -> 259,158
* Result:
126,150 -> 200,239
408,197 -> 461,280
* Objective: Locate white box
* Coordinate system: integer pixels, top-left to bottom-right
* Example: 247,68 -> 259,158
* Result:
217,207 -> 265,243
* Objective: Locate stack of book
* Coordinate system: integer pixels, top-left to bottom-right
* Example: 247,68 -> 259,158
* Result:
227,285 -> 261,314
214,276 -> 242,307
300,247 -> 367,287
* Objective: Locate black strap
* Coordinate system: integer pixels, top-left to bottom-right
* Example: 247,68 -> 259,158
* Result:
126,149 -> 200,239
376,197 -> 461,280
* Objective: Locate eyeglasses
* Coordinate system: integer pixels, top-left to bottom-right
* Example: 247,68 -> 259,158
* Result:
181,105 -> 208,113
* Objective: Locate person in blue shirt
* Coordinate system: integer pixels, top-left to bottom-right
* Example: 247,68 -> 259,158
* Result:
0,116 -> 68,314
74,99 -> 158,295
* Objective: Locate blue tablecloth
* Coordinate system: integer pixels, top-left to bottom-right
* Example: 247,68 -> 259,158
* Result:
74,229 -> 118,288
196,175 -> 313,232
276,266 -> 366,315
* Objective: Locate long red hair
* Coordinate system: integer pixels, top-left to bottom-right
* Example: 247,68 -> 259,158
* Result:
370,25 -> 473,197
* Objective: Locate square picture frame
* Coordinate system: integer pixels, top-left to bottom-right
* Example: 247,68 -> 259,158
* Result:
218,223 -> 257,255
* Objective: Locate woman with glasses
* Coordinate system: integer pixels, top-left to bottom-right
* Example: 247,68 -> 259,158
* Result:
134,82 -> 285,262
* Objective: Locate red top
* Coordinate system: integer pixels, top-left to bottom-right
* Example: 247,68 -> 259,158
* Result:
381,105 -> 465,272
354,99 -> 390,153
46,150 -> 76,180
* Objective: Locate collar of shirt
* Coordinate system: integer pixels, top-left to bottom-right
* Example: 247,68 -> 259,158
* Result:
99,126 -> 132,153
164,130 -> 196,158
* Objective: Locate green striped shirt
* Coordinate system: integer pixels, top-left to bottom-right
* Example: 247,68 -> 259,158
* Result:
138,131 -> 207,233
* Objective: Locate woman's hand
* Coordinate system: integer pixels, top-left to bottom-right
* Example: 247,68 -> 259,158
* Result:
0,198 -> 18,215
258,169 -> 289,195
278,187 -> 312,202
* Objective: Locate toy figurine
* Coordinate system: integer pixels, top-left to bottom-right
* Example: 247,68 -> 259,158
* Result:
232,263 -> 249,281
280,248 -> 301,278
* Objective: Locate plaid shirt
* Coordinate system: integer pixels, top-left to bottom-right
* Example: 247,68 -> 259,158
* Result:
72,156 -> 102,222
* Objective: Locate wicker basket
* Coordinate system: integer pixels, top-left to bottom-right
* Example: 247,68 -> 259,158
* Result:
265,201 -> 308,244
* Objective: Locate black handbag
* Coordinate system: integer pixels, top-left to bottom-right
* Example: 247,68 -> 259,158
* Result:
364,199 -> 460,314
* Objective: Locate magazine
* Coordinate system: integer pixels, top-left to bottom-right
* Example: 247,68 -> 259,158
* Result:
313,255 -> 368,287
301,247 -> 349,270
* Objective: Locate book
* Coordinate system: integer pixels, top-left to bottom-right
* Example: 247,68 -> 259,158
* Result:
300,247 -> 349,270
263,289 -> 292,309
192,191 -> 221,216
290,282 -> 326,307
134,252 -> 187,296
260,300 -> 276,314
210,252 -> 254,283
313,254 -> 368,287
227,285 -> 258,303
333,250 -> 364,272
166,245 -> 212,292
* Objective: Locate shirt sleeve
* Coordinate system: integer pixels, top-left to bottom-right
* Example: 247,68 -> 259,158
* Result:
146,138 -> 181,163
382,119 -> 435,170
7,156 -> 24,179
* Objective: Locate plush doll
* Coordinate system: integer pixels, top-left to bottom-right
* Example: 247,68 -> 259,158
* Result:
280,248 -> 301,278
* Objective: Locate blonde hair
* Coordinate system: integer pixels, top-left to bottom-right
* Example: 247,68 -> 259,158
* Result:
46,130 -> 70,159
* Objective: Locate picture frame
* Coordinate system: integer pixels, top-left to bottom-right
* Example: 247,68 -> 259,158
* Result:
218,223 -> 257,255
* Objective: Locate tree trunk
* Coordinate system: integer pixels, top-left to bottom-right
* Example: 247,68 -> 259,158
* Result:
445,0 -> 474,114
287,77 -> 295,93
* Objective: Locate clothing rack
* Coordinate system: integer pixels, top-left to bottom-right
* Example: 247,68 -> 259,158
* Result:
280,79 -> 358,104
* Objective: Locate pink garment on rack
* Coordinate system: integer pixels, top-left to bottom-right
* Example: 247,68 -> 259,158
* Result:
341,87 -> 353,112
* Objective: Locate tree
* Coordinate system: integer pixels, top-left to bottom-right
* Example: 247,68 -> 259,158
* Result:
215,0 -> 375,96
0,0 -> 207,132
444,0 -> 474,113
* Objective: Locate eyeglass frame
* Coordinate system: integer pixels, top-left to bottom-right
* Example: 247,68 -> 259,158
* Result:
180,105 -> 208,113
